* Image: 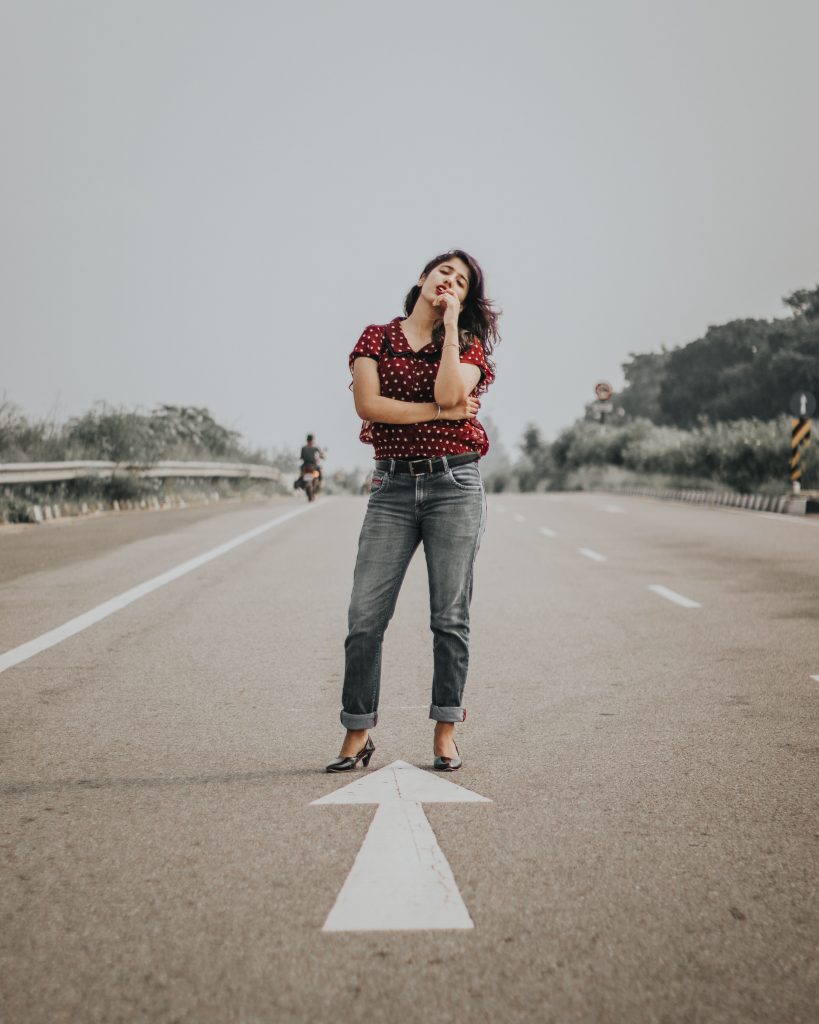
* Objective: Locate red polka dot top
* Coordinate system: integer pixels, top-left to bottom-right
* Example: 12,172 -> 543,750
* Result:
349,317 -> 495,460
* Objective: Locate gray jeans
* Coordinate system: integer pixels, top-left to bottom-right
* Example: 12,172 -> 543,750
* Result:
340,457 -> 487,729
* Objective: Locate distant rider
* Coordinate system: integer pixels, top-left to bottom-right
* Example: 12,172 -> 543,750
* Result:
299,433 -> 325,486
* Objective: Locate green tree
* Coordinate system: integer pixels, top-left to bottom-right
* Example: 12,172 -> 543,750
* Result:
515,424 -> 555,491
614,282 -> 818,429
658,318 -> 772,428
617,350 -> 671,423
783,284 -> 819,320
479,415 -> 513,492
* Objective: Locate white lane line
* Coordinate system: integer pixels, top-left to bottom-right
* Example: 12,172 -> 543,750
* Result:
648,584 -> 702,609
759,513 -> 809,525
539,526 -> 557,538
578,548 -> 607,562
717,508 -> 800,522
514,514 -> 526,523
313,760 -> 490,931
811,675 -> 819,683
601,504 -> 625,514
0,505 -> 312,675
717,508 -> 818,527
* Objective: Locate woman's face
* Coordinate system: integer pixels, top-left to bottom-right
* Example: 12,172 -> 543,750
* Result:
419,257 -> 471,309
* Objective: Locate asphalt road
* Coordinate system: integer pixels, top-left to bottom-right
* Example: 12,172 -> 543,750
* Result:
1,493 -> 817,1024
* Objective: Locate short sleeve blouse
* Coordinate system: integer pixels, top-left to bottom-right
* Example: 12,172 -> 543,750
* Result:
348,317 -> 495,459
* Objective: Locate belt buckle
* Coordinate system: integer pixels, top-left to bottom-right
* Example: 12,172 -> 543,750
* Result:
409,458 -> 434,476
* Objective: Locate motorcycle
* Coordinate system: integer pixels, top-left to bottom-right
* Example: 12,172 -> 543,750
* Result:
298,467 -> 322,502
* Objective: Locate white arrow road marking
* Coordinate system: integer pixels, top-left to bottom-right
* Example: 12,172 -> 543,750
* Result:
0,505 -> 313,675
539,526 -> 557,538
648,584 -> 702,609
578,547 -> 607,562
312,760 -> 490,932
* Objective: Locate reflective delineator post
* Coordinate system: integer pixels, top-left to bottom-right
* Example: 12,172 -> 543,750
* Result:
790,417 -> 812,493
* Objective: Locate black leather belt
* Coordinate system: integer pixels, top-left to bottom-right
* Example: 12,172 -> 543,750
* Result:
374,453 -> 480,477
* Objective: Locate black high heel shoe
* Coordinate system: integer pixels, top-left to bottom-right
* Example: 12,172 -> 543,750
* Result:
325,736 -> 375,773
433,741 -> 462,772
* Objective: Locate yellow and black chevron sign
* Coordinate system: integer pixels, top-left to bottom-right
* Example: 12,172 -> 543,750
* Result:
790,417 -> 812,481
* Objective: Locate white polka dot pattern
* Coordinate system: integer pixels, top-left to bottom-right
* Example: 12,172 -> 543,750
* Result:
348,318 -> 495,459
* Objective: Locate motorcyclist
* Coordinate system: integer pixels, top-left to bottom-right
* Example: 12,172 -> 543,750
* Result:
298,433 -> 325,489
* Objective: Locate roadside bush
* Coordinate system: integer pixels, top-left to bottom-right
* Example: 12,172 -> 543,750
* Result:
706,419 -> 789,491
0,402 -> 266,465
0,400 -> 64,461
0,402 -> 286,517
100,474 -> 154,502
548,416 -> 807,493
63,408 -> 161,462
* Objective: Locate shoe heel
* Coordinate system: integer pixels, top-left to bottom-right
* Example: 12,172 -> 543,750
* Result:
361,751 -> 373,767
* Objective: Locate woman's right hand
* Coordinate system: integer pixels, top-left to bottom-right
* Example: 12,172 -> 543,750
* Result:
441,395 -> 480,421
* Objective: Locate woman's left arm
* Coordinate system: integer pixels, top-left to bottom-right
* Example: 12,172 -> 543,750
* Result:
433,295 -> 481,407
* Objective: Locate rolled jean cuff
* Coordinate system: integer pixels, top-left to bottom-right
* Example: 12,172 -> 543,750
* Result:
429,705 -> 466,723
340,710 -> 378,729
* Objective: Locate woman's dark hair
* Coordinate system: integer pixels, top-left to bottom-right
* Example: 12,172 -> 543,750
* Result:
403,249 -> 500,372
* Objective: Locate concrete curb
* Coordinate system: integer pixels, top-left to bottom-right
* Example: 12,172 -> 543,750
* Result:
610,486 -> 809,516
2,489 -> 298,527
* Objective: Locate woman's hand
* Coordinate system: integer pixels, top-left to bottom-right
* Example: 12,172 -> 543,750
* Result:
433,287 -> 461,329
441,395 -> 480,421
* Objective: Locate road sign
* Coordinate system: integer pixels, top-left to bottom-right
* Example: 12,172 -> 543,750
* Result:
594,381 -> 613,402
312,760 -> 490,931
789,391 -> 816,418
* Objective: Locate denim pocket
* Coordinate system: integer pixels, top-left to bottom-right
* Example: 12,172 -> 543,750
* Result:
446,462 -> 483,492
369,470 -> 392,497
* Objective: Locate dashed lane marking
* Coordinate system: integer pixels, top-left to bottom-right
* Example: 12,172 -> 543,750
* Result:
0,504 -> 314,675
811,675 -> 819,683
514,514 -> 526,523
648,584 -> 702,609
578,548 -> 607,562
601,504 -> 625,514
539,527 -> 557,538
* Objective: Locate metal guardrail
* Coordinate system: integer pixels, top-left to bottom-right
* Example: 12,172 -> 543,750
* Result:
0,460 -> 281,484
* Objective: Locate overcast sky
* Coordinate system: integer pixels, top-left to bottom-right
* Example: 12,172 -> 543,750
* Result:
2,0 -> 818,471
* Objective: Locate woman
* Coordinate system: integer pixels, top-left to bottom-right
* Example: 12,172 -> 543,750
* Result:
326,249 -> 500,773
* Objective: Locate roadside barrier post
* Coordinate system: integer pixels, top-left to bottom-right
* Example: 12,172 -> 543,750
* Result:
788,391 -> 815,495
790,417 -> 812,493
